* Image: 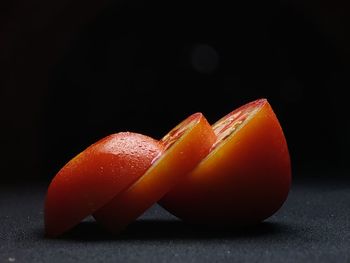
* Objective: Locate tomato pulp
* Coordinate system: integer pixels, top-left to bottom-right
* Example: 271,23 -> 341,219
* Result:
160,99 -> 291,226
94,113 -> 216,233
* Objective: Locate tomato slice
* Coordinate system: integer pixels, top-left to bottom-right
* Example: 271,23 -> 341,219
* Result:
44,132 -> 164,237
93,113 -> 216,233
160,99 -> 291,225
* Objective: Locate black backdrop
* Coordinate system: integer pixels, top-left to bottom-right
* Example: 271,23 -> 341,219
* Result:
1,0 -> 349,182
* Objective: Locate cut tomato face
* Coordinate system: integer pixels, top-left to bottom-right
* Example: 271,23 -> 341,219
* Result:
160,99 -> 291,225
93,113 -> 216,233
44,132 -> 164,237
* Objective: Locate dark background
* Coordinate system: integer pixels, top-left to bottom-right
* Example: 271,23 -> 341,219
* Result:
1,0 -> 349,183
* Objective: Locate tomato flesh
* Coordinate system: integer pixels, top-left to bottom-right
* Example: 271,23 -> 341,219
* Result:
45,99 -> 291,235
93,113 -> 216,233
160,99 -> 291,225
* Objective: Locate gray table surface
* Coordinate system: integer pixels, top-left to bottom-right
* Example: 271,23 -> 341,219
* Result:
1,177 -> 349,262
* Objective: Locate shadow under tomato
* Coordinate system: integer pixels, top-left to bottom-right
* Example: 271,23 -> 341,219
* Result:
44,219 -> 292,241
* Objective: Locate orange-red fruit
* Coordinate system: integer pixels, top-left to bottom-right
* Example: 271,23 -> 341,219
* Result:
44,132 -> 163,237
94,113 -> 216,233
160,99 -> 291,225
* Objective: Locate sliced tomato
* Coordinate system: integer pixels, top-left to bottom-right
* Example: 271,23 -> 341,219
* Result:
44,132 -> 163,237
93,113 -> 216,233
160,99 -> 291,225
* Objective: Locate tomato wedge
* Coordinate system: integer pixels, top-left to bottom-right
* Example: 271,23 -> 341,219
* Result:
160,99 -> 291,225
93,113 -> 216,233
44,132 -> 163,237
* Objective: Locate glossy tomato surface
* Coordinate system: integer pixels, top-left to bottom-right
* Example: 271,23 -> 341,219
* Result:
160,99 -> 291,225
45,132 -> 163,237
94,113 -> 216,233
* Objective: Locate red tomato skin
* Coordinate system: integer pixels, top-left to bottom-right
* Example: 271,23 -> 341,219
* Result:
44,132 -> 163,237
93,113 -> 217,233
160,100 -> 291,225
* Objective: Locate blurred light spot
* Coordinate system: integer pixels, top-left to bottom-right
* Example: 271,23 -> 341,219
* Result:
190,44 -> 219,74
280,78 -> 303,103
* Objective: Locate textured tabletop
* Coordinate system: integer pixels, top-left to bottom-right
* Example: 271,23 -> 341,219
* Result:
1,178 -> 349,263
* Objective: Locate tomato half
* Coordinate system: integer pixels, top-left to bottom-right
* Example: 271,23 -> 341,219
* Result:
93,113 -> 216,233
44,132 -> 163,237
160,99 -> 291,225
